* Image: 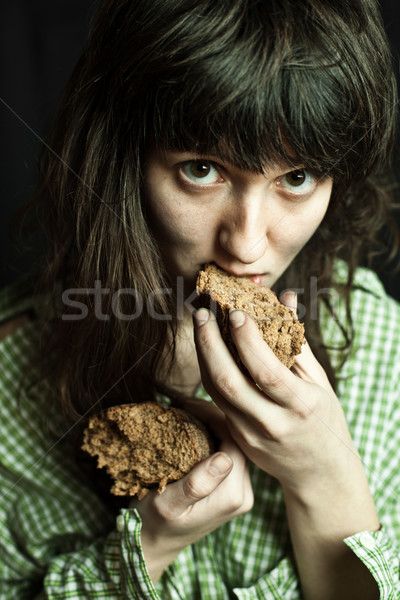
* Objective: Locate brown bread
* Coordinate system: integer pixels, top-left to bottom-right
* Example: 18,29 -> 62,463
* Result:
82,402 -> 214,500
196,263 -> 304,369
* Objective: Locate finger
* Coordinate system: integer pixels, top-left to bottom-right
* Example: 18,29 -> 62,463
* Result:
160,452 -> 234,518
193,308 -> 238,369
193,307 -> 254,400
173,395 -> 242,449
175,438 -> 252,516
130,451 -> 233,514
279,290 -> 298,317
291,338 -> 333,390
194,309 -> 270,422
228,309 -> 300,407
278,291 -> 332,390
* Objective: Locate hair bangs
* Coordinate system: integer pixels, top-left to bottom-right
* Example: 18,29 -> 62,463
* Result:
140,0 -> 395,182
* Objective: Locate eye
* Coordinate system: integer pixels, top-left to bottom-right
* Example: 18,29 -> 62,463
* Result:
180,160 -> 223,185
278,169 -> 317,195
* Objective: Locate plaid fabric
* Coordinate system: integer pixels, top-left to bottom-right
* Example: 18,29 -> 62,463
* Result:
0,264 -> 399,599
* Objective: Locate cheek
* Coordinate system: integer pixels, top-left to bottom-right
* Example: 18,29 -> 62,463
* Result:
277,199 -> 330,256
145,183 -> 206,246
301,207 -> 327,238
145,177 -> 181,238
296,187 -> 331,241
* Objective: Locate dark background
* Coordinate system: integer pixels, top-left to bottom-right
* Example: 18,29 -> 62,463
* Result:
0,0 -> 99,289
1,1 -> 399,298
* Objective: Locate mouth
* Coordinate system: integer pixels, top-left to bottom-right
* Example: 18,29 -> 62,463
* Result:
250,274 -> 266,286
213,264 -> 268,285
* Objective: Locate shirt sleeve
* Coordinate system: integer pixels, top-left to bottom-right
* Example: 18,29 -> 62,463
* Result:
0,507 -> 161,600
43,509 -> 160,600
230,530 -> 399,600
231,530 -> 399,599
344,528 -> 399,599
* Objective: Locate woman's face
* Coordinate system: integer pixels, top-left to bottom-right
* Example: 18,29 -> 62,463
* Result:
144,146 -> 332,288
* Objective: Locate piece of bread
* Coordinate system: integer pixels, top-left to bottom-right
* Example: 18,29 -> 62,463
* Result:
81,402 -> 214,500
196,263 -> 304,369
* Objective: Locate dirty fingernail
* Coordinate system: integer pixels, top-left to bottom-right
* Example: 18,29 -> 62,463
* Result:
208,452 -> 232,476
195,308 -> 210,326
229,310 -> 245,328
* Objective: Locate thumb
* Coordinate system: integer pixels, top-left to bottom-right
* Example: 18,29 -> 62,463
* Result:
166,452 -> 233,517
279,290 -> 298,316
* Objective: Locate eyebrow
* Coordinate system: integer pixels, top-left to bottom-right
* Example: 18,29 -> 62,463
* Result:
161,141 -> 318,177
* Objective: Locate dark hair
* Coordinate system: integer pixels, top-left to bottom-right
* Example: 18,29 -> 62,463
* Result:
30,0 -> 398,418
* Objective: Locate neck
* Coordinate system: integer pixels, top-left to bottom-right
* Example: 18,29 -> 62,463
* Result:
159,310 -> 202,398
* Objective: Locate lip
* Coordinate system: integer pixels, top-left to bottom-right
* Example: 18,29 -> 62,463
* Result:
215,264 -> 268,280
250,274 -> 267,286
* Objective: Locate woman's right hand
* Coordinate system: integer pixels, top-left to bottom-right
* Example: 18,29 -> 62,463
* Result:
130,411 -> 253,584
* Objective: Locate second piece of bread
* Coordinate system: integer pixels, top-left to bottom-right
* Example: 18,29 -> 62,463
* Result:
81,402 -> 214,500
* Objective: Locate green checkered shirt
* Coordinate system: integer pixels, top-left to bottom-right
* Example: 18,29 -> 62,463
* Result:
1,263 -> 399,598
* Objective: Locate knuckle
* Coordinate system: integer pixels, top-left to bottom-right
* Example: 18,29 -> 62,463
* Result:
258,369 -> 284,394
293,401 -> 314,420
197,328 -> 214,353
241,491 -> 255,514
181,474 -> 207,501
213,372 -> 238,400
267,418 -> 292,442
228,418 -> 263,450
226,488 -> 254,515
226,493 -> 246,513
153,499 -> 178,523
291,388 -> 319,420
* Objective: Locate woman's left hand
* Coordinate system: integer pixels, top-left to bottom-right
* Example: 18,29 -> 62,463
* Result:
193,294 -> 363,500
193,293 -> 381,600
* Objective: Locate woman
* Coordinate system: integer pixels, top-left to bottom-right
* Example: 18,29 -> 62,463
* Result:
0,0 -> 399,598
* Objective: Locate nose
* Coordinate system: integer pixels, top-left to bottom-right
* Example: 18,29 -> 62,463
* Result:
218,193 -> 269,264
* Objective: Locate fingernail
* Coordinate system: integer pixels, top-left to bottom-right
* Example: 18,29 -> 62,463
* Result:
195,308 -> 209,326
208,452 -> 232,476
280,291 -> 297,314
229,310 -> 245,328
281,290 -> 296,302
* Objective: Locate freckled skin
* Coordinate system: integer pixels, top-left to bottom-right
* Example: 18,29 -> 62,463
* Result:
144,147 -> 333,288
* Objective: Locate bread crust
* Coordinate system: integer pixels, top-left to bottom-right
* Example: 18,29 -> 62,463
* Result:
196,263 -> 304,369
82,402 -> 214,499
